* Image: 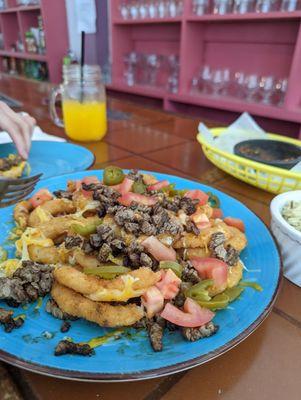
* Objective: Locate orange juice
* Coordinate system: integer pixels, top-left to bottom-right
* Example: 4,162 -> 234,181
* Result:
62,100 -> 107,141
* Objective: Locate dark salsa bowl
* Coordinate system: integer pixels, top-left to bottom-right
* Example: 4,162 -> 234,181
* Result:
234,139 -> 301,170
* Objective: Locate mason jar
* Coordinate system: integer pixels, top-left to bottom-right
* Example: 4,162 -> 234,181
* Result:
50,64 -> 107,142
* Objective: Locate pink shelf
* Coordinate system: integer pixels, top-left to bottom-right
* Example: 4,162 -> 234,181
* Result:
168,92 -> 301,123
187,11 -> 301,22
110,0 -> 301,135
0,5 -> 40,13
113,17 -> 182,24
0,49 -> 47,61
0,0 -> 68,82
107,82 -> 166,99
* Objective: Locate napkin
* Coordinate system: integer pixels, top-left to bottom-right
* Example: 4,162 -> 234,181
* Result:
0,125 -> 66,145
198,112 -> 301,172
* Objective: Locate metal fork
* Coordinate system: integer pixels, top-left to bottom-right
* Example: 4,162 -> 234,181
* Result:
0,174 -> 42,208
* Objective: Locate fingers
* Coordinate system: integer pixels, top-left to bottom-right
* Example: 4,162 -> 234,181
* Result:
0,102 -> 36,159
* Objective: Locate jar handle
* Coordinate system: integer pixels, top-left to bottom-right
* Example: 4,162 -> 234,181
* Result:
49,86 -> 64,128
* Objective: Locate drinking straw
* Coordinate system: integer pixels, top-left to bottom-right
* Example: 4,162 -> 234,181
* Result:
80,31 -> 85,103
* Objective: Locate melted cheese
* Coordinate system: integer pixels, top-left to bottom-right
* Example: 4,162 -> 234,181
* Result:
0,259 -> 21,277
87,275 -> 144,302
15,228 -> 54,260
35,207 -> 52,223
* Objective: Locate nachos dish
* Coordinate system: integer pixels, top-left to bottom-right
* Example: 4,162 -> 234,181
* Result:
0,167 -> 251,353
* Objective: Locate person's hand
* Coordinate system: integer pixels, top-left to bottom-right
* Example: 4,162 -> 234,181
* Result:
0,101 -> 36,159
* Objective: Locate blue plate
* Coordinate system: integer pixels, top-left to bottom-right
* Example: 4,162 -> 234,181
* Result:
0,171 -> 281,381
0,141 -> 94,179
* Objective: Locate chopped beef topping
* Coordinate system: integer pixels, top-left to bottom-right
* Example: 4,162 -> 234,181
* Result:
54,340 -> 94,356
209,232 -> 240,266
140,252 -> 153,269
98,243 -> 111,262
209,232 -> 226,248
96,225 -> 115,243
181,261 -> 200,284
82,240 -> 94,254
53,190 -> 73,200
60,321 -> 71,333
186,220 -> 200,235
179,197 -> 199,216
225,245 -> 239,266
182,322 -> 219,342
0,261 -> 53,305
0,308 -> 24,333
147,315 -> 166,352
64,235 -> 84,249
45,299 -> 77,321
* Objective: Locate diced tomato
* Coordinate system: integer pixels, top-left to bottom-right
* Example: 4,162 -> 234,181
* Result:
112,177 -> 133,195
224,217 -> 245,232
142,286 -> 164,318
184,189 -> 209,206
30,189 -> 53,208
161,298 -> 215,328
156,269 -> 181,300
118,192 -> 158,206
212,208 -> 223,219
142,236 -> 177,261
190,257 -> 228,287
147,180 -> 170,191
191,211 -> 211,230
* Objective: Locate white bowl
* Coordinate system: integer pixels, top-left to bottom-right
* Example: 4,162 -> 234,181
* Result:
270,190 -> 301,287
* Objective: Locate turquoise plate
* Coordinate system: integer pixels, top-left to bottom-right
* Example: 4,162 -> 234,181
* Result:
0,141 -> 94,179
0,171 -> 281,381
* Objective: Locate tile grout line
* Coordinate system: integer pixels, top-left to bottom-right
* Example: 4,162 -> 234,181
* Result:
142,371 -> 188,400
6,365 -> 40,400
273,307 -> 301,330
104,137 -> 189,156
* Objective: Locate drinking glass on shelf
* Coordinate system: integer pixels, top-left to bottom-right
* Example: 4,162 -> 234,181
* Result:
138,0 -> 148,19
129,0 -> 139,19
166,54 -> 180,93
255,0 -> 278,13
272,78 -> 288,106
157,0 -> 167,17
198,65 -> 212,94
244,74 -> 261,102
124,52 -> 139,86
231,71 -> 247,99
233,0 -> 255,13
146,54 -> 161,86
213,0 -> 233,14
192,0 -> 210,15
280,0 -> 298,11
119,1 -> 130,19
261,76 -> 275,104
149,0 -> 158,18
166,0 -> 178,17
211,70 -> 224,96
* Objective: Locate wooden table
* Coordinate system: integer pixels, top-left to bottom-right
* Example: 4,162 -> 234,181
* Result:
0,75 -> 300,400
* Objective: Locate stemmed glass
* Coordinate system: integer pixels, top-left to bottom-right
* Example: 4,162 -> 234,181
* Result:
166,55 -> 180,93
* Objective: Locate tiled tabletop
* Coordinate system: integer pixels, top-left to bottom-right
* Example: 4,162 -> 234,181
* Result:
0,76 -> 300,400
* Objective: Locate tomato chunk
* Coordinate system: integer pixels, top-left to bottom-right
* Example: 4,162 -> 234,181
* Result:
119,192 -> 158,206
30,189 -> 53,208
190,257 -> 228,287
224,217 -> 245,232
161,298 -> 215,328
212,208 -> 223,219
156,269 -> 181,300
142,286 -> 164,318
112,177 -> 133,195
142,236 -> 177,261
184,189 -> 209,206
147,180 -> 170,191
